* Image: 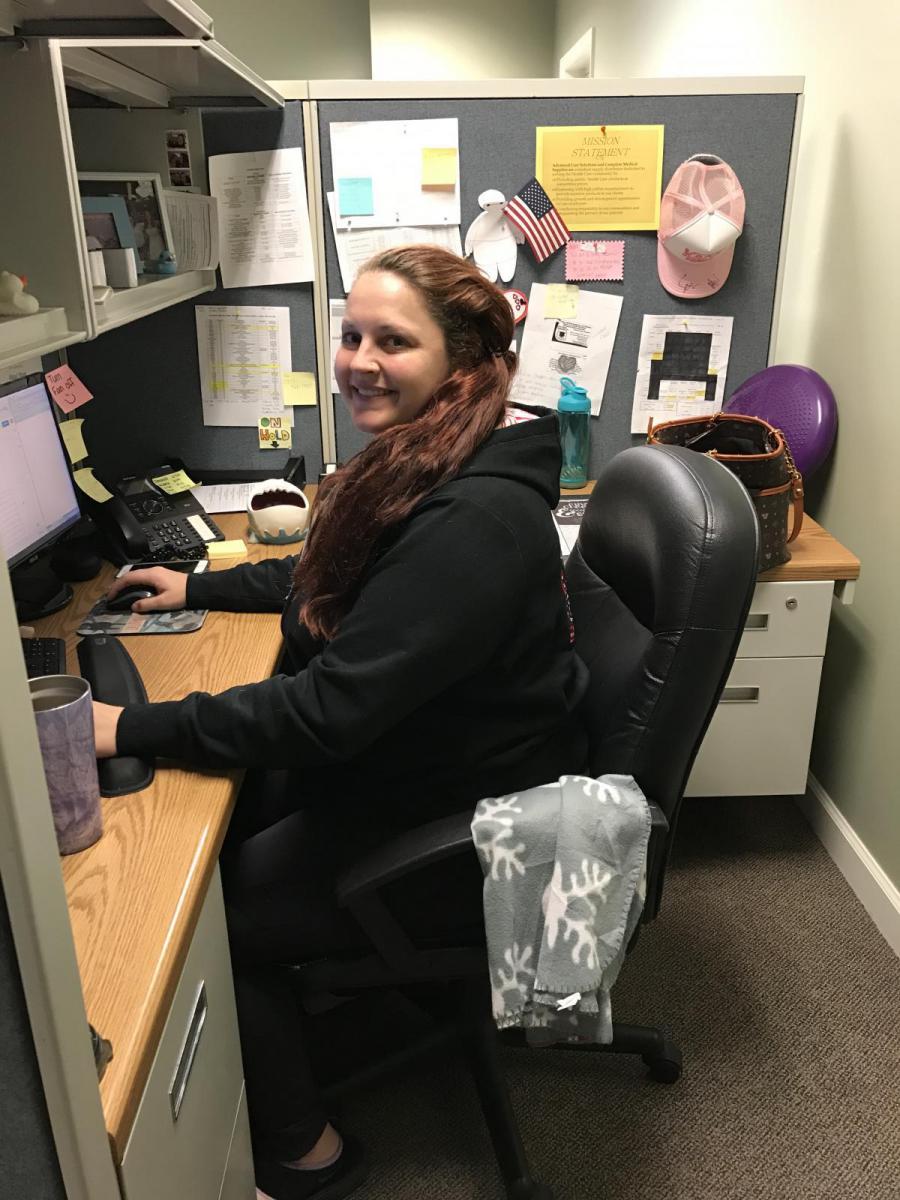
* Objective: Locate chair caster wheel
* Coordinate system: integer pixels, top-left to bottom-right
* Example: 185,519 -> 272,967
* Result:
643,1036 -> 682,1083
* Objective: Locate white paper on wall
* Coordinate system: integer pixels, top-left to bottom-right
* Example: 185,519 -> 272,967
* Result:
208,148 -> 315,289
326,193 -> 462,293
509,283 -> 623,416
631,314 -> 733,433
328,299 -> 346,394
329,118 -> 461,230
196,305 -> 293,428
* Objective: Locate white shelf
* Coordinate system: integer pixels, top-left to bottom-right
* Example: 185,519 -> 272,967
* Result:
0,308 -> 85,372
94,271 -> 215,333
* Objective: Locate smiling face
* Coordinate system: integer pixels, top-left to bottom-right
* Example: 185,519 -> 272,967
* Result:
335,270 -> 451,435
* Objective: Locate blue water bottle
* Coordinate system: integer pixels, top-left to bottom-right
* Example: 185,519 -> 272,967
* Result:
558,376 -> 590,489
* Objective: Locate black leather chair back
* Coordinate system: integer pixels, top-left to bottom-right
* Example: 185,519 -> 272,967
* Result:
565,445 -> 758,911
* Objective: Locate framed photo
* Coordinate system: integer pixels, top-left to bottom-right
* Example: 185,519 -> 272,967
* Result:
78,173 -> 174,272
80,195 -> 136,251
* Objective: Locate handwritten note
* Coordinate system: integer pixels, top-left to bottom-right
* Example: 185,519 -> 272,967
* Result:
60,418 -> 88,464
45,366 -> 93,414
258,414 -> 292,449
421,147 -> 458,190
282,372 -> 317,406
73,467 -> 112,503
544,284 -> 580,319
565,239 -> 625,282
337,177 -> 374,217
151,469 -> 198,495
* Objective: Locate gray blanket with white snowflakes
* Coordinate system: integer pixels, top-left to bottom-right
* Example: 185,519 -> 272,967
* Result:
471,774 -> 650,1044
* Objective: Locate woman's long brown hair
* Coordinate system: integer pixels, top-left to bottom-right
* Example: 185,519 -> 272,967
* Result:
293,245 -> 517,640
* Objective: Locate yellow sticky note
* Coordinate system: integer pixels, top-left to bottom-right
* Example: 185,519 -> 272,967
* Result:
73,467 -> 112,503
151,469 -> 198,495
258,415 -> 292,450
422,147 -> 458,190
544,284 -> 580,319
282,372 -> 317,407
60,418 -> 88,464
207,539 -> 247,560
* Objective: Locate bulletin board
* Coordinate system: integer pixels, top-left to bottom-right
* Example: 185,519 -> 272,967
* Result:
313,88 -> 799,475
68,101 -> 325,483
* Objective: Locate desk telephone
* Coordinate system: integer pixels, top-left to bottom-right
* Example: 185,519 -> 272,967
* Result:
90,465 -> 225,565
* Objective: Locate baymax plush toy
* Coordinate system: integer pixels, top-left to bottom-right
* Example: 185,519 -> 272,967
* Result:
464,189 -> 523,284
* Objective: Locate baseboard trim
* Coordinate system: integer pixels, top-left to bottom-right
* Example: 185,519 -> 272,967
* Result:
800,774 -> 900,960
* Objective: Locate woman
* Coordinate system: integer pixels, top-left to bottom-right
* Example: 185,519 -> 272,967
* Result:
95,246 -> 588,1200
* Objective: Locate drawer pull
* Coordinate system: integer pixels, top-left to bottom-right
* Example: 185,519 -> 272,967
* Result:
744,613 -> 769,631
720,686 -> 760,704
169,982 -> 207,1122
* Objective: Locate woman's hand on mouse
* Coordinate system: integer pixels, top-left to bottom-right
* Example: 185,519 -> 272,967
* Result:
93,702 -> 122,758
105,566 -> 189,612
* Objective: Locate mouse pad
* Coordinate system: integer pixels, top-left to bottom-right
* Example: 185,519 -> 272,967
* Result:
77,599 -> 208,637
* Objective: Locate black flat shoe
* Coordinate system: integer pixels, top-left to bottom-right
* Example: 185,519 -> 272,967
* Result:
256,1134 -> 367,1200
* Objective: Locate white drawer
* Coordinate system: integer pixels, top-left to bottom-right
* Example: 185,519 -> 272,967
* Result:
686,656 -> 823,796
120,868 -> 249,1200
736,581 -> 833,659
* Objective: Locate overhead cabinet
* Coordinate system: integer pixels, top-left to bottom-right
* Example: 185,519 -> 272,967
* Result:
0,36 -> 282,371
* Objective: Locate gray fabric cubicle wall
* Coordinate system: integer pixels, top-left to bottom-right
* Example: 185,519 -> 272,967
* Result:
316,92 -> 797,475
68,101 -> 324,484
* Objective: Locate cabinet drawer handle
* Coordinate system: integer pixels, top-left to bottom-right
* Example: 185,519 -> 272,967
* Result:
169,982 -> 207,1122
744,614 -> 769,631
720,686 -> 760,704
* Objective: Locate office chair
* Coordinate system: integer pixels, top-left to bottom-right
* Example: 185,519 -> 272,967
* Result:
294,444 -> 760,1199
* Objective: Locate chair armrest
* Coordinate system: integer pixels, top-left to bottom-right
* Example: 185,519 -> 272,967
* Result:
337,799 -> 668,908
336,809 -> 476,908
648,801 -> 668,832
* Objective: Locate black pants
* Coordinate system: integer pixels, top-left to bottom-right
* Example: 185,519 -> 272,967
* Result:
220,770 -> 484,1162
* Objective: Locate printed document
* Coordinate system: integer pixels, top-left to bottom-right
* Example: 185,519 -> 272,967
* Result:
329,118 -> 460,230
196,305 -> 293,428
209,148 -> 314,288
328,299 -> 346,394
326,192 -> 462,293
509,284 -> 623,416
163,190 -> 219,272
631,314 -> 733,433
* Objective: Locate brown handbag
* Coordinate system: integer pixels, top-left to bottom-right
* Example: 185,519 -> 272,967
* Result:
647,411 -> 804,569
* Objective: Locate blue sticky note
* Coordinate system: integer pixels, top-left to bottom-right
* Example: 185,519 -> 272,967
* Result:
338,177 -> 374,217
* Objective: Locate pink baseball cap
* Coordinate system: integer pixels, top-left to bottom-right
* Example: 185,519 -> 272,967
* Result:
657,155 -> 745,298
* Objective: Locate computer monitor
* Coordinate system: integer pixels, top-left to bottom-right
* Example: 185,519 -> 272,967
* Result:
1,374 -> 81,617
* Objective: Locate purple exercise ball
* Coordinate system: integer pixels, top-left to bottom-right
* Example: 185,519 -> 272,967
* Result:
725,364 -> 837,478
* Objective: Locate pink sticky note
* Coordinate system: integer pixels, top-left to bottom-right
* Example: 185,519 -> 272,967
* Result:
565,240 -> 625,282
45,365 -> 93,414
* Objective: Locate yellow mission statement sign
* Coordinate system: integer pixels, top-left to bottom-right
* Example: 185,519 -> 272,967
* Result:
535,124 -> 665,232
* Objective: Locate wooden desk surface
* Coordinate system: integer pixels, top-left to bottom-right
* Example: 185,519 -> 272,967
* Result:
32,512 -> 293,1160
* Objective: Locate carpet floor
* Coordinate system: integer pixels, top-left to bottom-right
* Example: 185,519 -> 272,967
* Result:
335,795 -> 900,1199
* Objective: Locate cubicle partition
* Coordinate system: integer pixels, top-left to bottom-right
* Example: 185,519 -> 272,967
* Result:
61,80 -> 801,486
311,81 -> 801,474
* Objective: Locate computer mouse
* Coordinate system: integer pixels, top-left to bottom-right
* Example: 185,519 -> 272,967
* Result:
106,584 -> 158,613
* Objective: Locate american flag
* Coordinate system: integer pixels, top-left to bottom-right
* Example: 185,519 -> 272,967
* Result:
504,178 -> 570,263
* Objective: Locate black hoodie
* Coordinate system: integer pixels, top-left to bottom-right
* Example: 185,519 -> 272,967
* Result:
117,408 -> 589,823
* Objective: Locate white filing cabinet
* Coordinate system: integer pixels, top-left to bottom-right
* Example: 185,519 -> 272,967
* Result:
118,868 -> 255,1200
686,580 -> 836,796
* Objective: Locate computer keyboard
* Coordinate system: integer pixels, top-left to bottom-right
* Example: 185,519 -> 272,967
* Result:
76,635 -> 155,797
21,636 -> 68,679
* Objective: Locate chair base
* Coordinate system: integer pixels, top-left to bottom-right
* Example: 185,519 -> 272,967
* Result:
537,1020 -> 683,1084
